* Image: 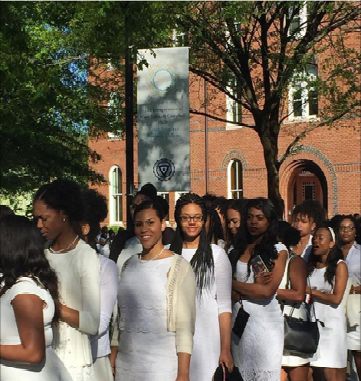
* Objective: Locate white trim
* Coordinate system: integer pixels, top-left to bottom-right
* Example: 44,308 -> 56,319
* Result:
108,165 -> 123,225
227,159 -> 243,199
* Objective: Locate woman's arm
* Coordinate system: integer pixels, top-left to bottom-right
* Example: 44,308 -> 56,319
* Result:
233,250 -> 288,299
213,247 -> 233,370
218,312 -> 233,371
307,262 -> 348,305
176,352 -> 191,381
0,294 -> 45,363
277,256 -> 307,303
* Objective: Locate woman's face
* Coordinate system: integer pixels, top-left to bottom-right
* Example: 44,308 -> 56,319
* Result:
33,199 -> 66,241
338,218 -> 356,244
179,203 -> 204,241
312,228 -> 334,256
246,207 -> 270,237
226,208 -> 241,237
134,208 -> 165,250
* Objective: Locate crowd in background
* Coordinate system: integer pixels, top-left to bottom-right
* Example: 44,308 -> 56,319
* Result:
0,179 -> 360,381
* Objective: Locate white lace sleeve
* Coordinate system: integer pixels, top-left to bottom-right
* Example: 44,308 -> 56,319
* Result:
212,245 -> 232,314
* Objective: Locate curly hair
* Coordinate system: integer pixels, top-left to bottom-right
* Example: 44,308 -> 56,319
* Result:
81,188 -> 108,250
0,215 -> 60,322
170,193 -> 214,292
33,179 -> 84,237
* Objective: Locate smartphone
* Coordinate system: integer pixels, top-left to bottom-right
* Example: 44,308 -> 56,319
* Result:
250,255 -> 269,275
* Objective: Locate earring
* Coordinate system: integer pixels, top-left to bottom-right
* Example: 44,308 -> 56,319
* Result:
62,217 -> 66,223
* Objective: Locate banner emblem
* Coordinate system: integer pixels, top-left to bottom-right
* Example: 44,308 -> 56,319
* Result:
153,158 -> 175,181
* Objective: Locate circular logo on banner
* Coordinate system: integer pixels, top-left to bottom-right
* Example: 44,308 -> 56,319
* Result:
153,158 -> 175,181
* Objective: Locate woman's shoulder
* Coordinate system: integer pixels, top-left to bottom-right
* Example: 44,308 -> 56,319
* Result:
4,277 -> 49,302
275,242 -> 288,254
210,243 -> 228,257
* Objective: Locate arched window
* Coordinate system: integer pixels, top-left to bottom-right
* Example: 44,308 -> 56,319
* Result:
109,166 -> 122,224
227,159 -> 243,199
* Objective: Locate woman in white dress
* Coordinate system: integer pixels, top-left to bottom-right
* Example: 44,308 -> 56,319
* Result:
170,193 -> 233,381
230,198 -> 288,381
81,188 -> 119,381
114,199 -> 196,381
33,179 -> 100,381
0,215 -> 71,381
307,224 -> 349,381
337,215 -> 361,379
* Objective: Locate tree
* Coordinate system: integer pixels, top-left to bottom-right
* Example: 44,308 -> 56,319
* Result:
0,1 -> 169,197
165,1 -> 361,216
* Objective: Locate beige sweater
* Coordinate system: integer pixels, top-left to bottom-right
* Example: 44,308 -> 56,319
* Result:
112,253 -> 196,354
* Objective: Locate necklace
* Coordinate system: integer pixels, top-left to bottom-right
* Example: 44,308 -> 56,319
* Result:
138,247 -> 165,263
49,235 -> 79,254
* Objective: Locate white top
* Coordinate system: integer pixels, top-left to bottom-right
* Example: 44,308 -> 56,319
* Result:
91,255 -> 118,359
116,256 -> 178,380
182,244 -> 232,381
0,277 -> 72,381
45,239 -> 100,368
345,242 -> 361,285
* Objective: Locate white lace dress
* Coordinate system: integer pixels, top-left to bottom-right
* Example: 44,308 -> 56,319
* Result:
232,244 -> 285,381
182,244 -> 232,381
115,256 -> 178,381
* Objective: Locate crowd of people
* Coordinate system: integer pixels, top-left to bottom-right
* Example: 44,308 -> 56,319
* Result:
0,179 -> 360,381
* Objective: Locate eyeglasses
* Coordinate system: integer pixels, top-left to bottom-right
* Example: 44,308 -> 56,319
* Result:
179,215 -> 203,223
339,226 -> 355,232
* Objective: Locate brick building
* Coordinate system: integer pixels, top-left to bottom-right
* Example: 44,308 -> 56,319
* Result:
89,15 -> 361,227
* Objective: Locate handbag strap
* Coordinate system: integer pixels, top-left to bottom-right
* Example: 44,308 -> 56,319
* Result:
306,277 -> 325,327
285,254 -> 297,290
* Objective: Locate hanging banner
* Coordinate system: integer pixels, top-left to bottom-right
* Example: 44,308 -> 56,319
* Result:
137,47 -> 190,192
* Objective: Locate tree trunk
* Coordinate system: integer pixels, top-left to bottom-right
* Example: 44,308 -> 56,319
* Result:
258,129 -> 285,219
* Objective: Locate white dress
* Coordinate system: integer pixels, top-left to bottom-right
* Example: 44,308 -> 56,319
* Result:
308,261 -> 348,368
345,242 -> 361,350
116,255 -> 178,381
0,277 -> 72,381
278,254 -> 310,367
182,244 -> 232,381
46,239 -> 100,381
232,243 -> 286,381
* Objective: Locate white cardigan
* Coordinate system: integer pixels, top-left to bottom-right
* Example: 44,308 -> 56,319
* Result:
46,239 -> 100,367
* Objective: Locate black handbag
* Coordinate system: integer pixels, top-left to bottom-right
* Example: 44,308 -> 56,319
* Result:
232,301 -> 250,338
213,364 -> 244,381
283,302 -> 320,358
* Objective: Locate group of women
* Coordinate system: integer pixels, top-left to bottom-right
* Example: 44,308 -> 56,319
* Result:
0,179 -> 360,381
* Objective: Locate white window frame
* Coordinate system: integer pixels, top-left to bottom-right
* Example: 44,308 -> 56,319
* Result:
109,166 -> 123,225
226,78 -> 242,130
227,159 -> 243,199
288,2 -> 308,39
288,65 -> 318,121
107,92 -> 122,140
172,28 -> 187,47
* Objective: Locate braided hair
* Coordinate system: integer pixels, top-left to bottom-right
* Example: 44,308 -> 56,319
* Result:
170,193 -> 214,292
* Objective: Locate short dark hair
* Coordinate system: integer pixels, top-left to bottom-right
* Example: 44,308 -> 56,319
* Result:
133,199 -> 165,221
292,200 -> 326,228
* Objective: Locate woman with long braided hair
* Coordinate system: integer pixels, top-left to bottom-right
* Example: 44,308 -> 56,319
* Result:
170,193 -> 233,381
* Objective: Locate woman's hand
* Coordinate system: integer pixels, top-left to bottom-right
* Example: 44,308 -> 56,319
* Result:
175,375 -> 189,381
219,349 -> 234,372
255,271 -> 272,285
232,290 -> 241,304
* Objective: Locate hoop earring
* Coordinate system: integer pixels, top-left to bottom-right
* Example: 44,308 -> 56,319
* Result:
62,217 -> 66,223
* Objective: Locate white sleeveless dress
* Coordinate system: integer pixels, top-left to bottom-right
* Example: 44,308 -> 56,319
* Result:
0,277 -> 72,381
308,260 -> 349,368
232,243 -> 286,381
116,256 -> 178,381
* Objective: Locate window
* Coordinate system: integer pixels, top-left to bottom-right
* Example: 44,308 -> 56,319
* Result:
226,77 -> 242,128
172,29 -> 188,47
227,159 -> 243,199
288,61 -> 318,120
109,166 -> 123,224
288,2 -> 308,38
303,182 -> 316,200
107,92 -> 122,139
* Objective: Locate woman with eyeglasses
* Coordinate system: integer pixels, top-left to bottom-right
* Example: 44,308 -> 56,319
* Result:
170,193 -> 233,381
113,199 -> 196,381
337,215 -> 361,379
